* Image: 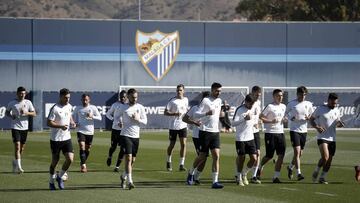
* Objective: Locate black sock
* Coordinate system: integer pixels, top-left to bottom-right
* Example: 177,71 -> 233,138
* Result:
85,150 -> 90,161
80,150 -> 86,165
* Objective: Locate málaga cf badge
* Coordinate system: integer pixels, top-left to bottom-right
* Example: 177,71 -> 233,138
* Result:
136,30 -> 180,81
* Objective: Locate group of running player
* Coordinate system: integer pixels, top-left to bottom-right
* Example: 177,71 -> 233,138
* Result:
5,84 -> 360,190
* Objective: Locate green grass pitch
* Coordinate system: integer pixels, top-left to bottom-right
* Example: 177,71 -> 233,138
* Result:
0,130 -> 359,203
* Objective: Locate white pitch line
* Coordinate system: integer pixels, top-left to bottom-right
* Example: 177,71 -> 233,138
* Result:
314,192 -> 337,197
280,187 -> 298,191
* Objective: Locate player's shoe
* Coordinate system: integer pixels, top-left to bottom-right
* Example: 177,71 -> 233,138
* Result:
297,174 -> 305,181
166,162 -> 172,172
49,182 -> 56,191
120,175 -> 126,189
312,171 -> 319,183
106,157 -> 111,167
179,165 -> 187,171
250,177 -> 261,184
56,175 -> 65,190
242,175 -> 249,185
128,182 -> 135,190
18,168 -> 24,173
80,164 -> 87,173
354,166 -> 360,182
211,182 -> 224,189
318,178 -> 328,184
194,179 -> 201,185
237,179 -> 245,186
186,173 -> 194,185
114,167 -> 120,172
256,168 -> 262,180
287,166 -> 293,180
272,177 -> 282,183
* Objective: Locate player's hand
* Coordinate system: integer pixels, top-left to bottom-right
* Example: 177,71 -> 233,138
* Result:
194,120 -> 201,127
132,113 -> 140,121
291,116 -> 296,121
70,122 -> 76,128
206,109 -> 214,116
244,114 -> 251,120
254,124 -> 259,129
304,115 -> 310,120
282,117 -> 288,123
175,112 -> 181,117
272,118 -> 278,123
118,122 -> 123,128
315,126 -> 325,133
86,111 -> 93,120
61,125 -> 68,130
337,120 -> 345,128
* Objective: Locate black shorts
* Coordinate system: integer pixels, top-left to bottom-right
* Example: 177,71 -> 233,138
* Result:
290,131 -> 307,149
264,133 -> 286,158
119,136 -> 139,157
169,128 -> 187,141
11,129 -> 28,144
77,132 -> 94,145
50,139 -> 74,155
111,129 -> 121,146
254,132 -> 261,150
236,140 -> 256,155
199,130 -> 220,155
192,137 -> 201,155
317,139 -> 336,156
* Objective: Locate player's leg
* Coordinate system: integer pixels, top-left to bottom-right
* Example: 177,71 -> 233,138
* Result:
259,133 -> 275,179
84,135 -> 93,162
313,140 -> 327,183
210,133 -> 223,189
273,134 -> 286,183
57,140 -> 74,189
77,133 -> 87,172
49,141 -> 60,190
319,142 -> 335,184
166,130 -> 177,171
107,129 -> 119,166
179,134 -> 187,171
252,132 -> 261,180
115,146 -> 125,172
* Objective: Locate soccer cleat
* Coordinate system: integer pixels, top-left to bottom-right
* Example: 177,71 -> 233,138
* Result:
49,182 -> 56,191
355,166 -> 360,182
120,175 -> 126,189
272,177 -> 282,183
242,175 -> 249,185
297,174 -> 305,181
194,179 -> 201,185
211,182 -> 224,189
56,176 -> 65,190
166,162 -> 172,172
318,178 -> 328,184
237,179 -> 245,186
250,177 -> 261,184
114,167 -> 120,172
80,164 -> 87,173
18,168 -> 24,173
186,173 -> 194,185
128,182 -> 135,190
312,171 -> 319,183
179,165 -> 187,171
287,166 -> 293,180
106,157 -> 112,167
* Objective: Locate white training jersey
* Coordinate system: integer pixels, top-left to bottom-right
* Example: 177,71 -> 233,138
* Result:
165,97 -> 189,130
73,105 -> 102,135
47,103 -> 73,141
251,99 -> 261,133
186,105 -> 200,138
194,96 -> 222,133
106,101 -> 125,130
312,105 -> 341,142
232,105 -> 254,141
6,99 -> 35,130
262,103 -> 286,134
286,100 -> 314,133
119,103 -> 147,139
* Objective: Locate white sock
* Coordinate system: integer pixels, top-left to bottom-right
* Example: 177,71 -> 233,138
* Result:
289,163 -> 294,169
273,171 -> 280,179
212,172 -> 219,183
296,168 -> 301,175
167,155 -> 172,163
122,172 -> 127,180
237,172 -> 242,181
127,173 -> 133,183
253,166 -> 259,177
320,171 -> 327,179
194,170 -> 201,180
58,170 -> 66,178
16,159 -> 22,169
180,157 -> 185,165
314,166 -> 320,173
49,174 -> 56,183
189,167 -> 195,175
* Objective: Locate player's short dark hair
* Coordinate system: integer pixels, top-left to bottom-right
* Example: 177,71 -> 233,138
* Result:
17,86 -> 26,93
127,88 -> 137,95
245,94 -> 255,104
177,84 -> 185,89
273,89 -> 283,96
81,93 -> 90,99
297,86 -> 308,94
328,93 -> 338,100
202,91 -> 210,98
60,88 -> 70,96
251,86 -> 261,93
119,90 -> 127,97
211,82 -> 222,90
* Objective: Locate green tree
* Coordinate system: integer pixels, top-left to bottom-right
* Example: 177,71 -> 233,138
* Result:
236,0 -> 360,21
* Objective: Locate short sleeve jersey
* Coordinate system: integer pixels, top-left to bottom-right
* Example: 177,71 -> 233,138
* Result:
6,99 -> 35,130
262,103 -> 286,134
312,105 -> 341,142
165,97 -> 189,130
47,103 -> 73,141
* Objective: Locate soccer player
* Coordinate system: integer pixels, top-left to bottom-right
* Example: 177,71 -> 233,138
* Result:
286,86 -> 314,181
356,164 -> 360,182
258,89 -> 287,183
188,82 -> 224,189
118,88 -> 147,190
164,84 -> 189,171
47,88 -> 76,190
6,86 -> 37,174
249,86 -> 262,183
232,94 -> 258,186
310,93 -> 344,184
73,93 -> 102,173
183,91 -> 210,185
106,90 -> 127,172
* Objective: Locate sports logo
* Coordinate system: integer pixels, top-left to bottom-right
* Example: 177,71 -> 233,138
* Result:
136,30 -> 180,81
